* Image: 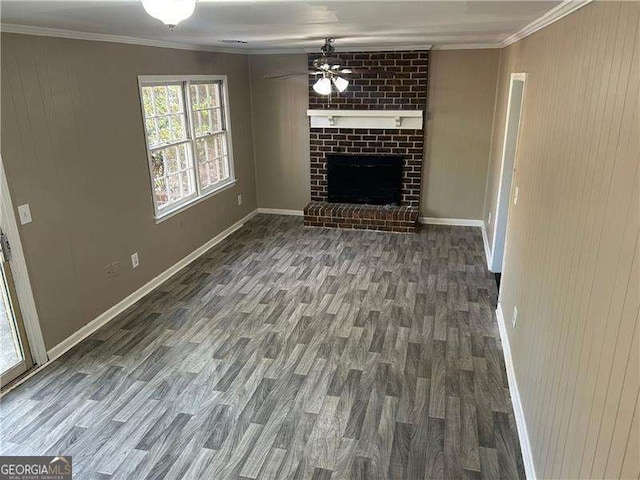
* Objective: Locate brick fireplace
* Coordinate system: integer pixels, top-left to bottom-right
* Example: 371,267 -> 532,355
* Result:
303,50 -> 428,233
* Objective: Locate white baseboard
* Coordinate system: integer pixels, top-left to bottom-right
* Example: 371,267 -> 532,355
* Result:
481,223 -> 493,270
257,208 -> 304,216
46,210 -> 258,361
496,303 -> 537,480
419,216 -> 484,227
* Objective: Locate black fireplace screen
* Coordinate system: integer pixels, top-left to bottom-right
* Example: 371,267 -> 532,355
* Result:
327,154 -> 403,205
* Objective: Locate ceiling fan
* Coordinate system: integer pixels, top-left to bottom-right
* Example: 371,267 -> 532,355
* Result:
263,38 -> 393,95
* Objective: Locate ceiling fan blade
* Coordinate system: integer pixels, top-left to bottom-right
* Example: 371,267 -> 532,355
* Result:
263,71 -> 321,80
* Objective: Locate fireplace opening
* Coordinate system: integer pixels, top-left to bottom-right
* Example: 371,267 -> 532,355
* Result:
327,154 -> 403,205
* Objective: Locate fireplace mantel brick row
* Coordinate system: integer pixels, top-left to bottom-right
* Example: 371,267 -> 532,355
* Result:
305,50 -> 428,233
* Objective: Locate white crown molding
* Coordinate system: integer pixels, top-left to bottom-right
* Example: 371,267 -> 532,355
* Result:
0,24 -> 432,55
1,1 -> 591,57
431,43 -> 501,51
248,44 -> 433,55
501,0 -> 593,47
0,23 -> 243,54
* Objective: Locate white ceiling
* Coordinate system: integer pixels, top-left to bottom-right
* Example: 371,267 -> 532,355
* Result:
0,0 -> 563,52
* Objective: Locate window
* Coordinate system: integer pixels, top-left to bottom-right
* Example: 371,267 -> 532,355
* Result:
138,75 -> 235,219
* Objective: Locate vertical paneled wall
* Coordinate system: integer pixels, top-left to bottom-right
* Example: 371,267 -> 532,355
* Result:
423,49 -> 500,220
1,34 -> 257,349
485,2 -> 640,478
249,54 -> 310,211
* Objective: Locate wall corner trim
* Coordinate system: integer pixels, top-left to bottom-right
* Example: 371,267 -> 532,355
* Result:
500,0 -> 593,47
418,217 -> 484,227
257,208 -> 304,216
45,210 -> 258,361
496,303 -> 537,480
481,222 -> 493,270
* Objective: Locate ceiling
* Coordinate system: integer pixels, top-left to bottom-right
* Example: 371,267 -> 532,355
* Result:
0,0 -> 563,52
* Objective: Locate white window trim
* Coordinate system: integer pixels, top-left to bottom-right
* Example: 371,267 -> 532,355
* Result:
137,74 -> 236,222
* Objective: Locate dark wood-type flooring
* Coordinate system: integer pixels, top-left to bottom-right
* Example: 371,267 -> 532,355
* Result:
0,215 -> 525,479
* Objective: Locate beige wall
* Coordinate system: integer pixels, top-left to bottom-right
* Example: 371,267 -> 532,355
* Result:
1,34 -> 257,349
485,2 -> 640,478
422,49 -> 499,220
248,50 -> 500,219
249,54 -> 310,211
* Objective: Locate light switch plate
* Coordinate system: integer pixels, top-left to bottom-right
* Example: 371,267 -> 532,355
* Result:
514,187 -> 519,205
131,252 -> 139,269
237,194 -> 242,205
17,204 -> 32,225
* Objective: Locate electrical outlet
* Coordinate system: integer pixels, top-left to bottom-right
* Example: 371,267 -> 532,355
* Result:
488,211 -> 492,225
512,306 -> 518,327
237,194 -> 242,205
104,261 -> 120,279
514,186 -> 519,205
131,252 -> 139,269
17,204 -> 32,225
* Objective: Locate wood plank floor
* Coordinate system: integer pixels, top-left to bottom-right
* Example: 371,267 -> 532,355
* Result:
0,215 -> 525,479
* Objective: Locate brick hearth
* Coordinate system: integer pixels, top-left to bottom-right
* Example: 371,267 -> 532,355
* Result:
305,50 -> 428,233
304,201 -> 419,233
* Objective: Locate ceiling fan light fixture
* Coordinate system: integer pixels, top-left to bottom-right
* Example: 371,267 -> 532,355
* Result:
332,76 -> 349,93
141,0 -> 196,29
313,77 -> 332,95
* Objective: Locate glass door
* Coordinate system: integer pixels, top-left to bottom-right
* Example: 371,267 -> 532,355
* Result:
0,230 -> 32,388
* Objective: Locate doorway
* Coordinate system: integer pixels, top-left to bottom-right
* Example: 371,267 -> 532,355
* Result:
490,73 -> 526,273
0,156 -> 47,389
0,237 -> 33,387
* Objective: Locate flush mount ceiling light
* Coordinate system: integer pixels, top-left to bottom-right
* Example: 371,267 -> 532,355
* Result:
141,0 -> 196,30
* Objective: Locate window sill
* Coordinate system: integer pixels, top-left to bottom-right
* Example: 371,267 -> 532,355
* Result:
154,179 -> 237,224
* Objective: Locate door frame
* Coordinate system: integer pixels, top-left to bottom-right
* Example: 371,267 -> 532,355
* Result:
490,72 -> 527,274
0,155 -> 47,367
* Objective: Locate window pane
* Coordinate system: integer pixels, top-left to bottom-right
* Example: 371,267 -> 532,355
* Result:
194,134 -> 227,166
197,161 -> 220,189
150,152 -> 165,180
166,171 -> 194,203
152,143 -> 190,177
142,88 -> 155,117
155,114 -> 186,146
198,162 -> 210,188
190,83 -> 220,110
167,85 -> 183,113
217,155 -> 229,180
194,110 -> 211,137
145,118 -> 159,146
150,143 -> 195,209
154,178 -> 168,208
